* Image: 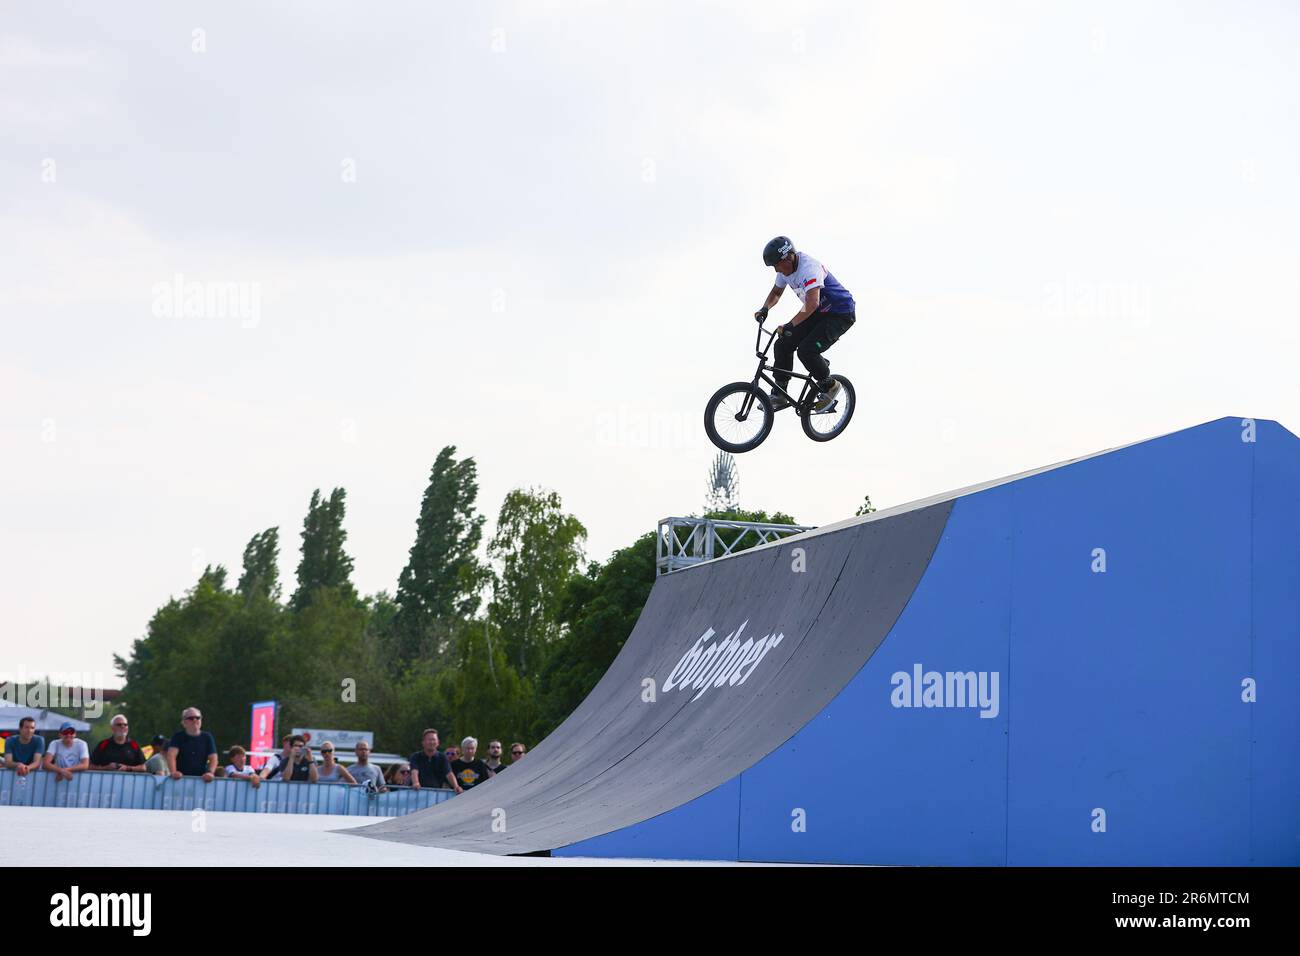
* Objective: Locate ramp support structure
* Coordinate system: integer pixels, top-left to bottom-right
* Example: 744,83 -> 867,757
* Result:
656,516 -> 814,575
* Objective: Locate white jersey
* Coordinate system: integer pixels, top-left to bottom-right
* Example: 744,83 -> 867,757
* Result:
50,738 -> 89,768
774,252 -> 855,313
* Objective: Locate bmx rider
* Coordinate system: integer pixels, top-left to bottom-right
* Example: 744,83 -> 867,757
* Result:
754,236 -> 856,411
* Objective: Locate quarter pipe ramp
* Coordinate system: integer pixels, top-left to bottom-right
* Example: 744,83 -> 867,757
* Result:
352,417 -> 1300,864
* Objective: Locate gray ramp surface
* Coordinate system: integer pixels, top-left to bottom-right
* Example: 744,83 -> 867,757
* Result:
349,501 -> 951,854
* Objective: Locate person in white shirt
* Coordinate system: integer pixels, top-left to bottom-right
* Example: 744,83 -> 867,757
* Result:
43,722 -> 90,781
755,235 -> 857,411
224,745 -> 262,788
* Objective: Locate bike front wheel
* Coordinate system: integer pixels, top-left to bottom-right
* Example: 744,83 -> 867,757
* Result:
800,374 -> 856,442
704,382 -> 774,453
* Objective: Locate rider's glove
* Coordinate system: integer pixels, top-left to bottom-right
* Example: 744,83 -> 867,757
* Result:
754,307 -> 768,322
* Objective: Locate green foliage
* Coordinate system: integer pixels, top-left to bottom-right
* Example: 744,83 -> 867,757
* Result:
854,495 -> 876,516
487,488 -> 587,676
291,489 -> 356,612
433,619 -> 534,748
531,532 -> 657,739
272,584 -> 366,731
237,527 -> 281,603
114,567 -> 281,746
392,447 -> 487,668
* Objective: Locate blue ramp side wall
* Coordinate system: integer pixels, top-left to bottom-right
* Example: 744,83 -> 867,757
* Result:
1251,420 -> 1300,864
559,489 -> 1008,864
560,418 -> 1297,865
1005,417 -> 1254,865
551,776 -> 741,861
736,486 -> 1013,865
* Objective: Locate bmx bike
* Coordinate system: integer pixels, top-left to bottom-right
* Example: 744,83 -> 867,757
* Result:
704,315 -> 855,453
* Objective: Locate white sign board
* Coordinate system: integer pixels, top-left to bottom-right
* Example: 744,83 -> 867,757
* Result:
291,728 -> 374,751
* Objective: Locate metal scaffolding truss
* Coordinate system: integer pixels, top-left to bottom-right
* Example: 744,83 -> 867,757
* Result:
656,516 -> 814,575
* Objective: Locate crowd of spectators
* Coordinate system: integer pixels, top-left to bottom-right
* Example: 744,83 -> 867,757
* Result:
2,710 -> 529,795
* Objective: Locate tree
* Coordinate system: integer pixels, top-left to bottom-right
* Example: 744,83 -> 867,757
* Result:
272,584 -> 369,735
532,532 -> 656,738
433,619 -> 534,748
290,489 -> 356,612
237,527 -> 281,603
487,488 -> 587,676
115,564 -> 281,748
392,447 -> 487,666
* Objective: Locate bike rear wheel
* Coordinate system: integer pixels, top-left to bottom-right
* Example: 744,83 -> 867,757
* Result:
800,374 -> 855,442
704,382 -> 774,453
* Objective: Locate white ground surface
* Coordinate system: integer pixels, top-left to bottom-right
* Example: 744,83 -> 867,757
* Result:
0,806 -> 764,866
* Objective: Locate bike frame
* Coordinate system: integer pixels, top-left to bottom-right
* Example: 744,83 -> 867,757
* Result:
737,321 -> 820,420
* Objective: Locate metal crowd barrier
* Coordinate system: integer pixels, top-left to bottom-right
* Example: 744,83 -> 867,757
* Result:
0,768 -> 452,816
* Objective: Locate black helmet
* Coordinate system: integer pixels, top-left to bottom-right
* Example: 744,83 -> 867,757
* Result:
762,236 -> 795,267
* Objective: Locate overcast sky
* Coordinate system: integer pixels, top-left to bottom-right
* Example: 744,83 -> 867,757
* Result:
3,1 -> 1297,684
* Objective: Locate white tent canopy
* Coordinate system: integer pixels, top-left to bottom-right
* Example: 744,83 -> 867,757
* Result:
0,702 -> 91,734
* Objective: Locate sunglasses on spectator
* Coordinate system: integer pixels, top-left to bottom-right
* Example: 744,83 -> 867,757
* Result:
512,750 -> 523,755
322,748 -> 333,754
184,715 -> 202,721
60,730 -> 77,736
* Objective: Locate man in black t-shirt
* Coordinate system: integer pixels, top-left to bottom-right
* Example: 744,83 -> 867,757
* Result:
90,715 -> 146,772
264,735 -> 316,782
167,707 -> 218,781
450,737 -> 494,790
483,740 -> 506,774
409,729 -> 461,793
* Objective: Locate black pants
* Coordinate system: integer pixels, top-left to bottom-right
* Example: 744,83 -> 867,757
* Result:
774,311 -> 855,392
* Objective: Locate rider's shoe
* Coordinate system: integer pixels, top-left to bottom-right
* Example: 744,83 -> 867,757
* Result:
769,390 -> 792,411
812,379 -> 841,412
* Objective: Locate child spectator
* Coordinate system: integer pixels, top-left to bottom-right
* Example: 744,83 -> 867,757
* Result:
224,745 -> 262,788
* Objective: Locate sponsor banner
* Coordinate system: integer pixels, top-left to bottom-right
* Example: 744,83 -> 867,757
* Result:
249,701 -> 276,770
291,727 -> 374,751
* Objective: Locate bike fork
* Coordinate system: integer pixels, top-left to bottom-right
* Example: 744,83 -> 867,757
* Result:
738,374 -> 765,420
